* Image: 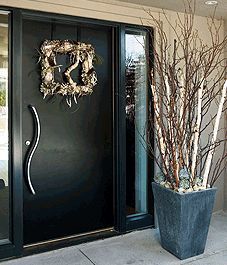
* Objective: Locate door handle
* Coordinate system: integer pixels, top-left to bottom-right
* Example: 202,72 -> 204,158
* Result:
24,105 -> 41,195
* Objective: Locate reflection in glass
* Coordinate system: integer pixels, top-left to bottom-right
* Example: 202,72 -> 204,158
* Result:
0,12 -> 9,241
126,32 -> 148,215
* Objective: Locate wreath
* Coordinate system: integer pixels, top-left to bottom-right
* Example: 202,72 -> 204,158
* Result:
39,40 -> 98,106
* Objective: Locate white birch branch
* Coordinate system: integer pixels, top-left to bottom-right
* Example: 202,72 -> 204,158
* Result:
191,80 -> 204,178
165,76 -> 178,179
202,80 -> 227,187
151,84 -> 167,171
179,70 -> 188,168
179,70 -> 185,129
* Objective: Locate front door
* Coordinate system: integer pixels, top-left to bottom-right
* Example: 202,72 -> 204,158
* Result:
22,17 -> 114,245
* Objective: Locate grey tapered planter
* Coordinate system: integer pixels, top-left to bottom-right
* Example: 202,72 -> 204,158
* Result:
152,182 -> 217,260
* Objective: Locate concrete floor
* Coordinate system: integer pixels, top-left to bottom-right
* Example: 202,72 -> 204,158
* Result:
1,211 -> 227,265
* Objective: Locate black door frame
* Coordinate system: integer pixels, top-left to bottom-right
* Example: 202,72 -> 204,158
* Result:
0,7 -> 154,260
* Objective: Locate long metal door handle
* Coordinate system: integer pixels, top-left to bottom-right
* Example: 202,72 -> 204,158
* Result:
24,105 -> 41,195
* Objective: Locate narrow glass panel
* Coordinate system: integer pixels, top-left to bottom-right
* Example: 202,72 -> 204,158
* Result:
125,32 -> 148,215
0,12 -> 9,241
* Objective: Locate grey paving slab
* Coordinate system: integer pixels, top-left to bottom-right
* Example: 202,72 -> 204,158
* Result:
1,247 -> 93,265
0,211 -> 226,265
184,250 -> 227,265
205,211 -> 227,253
79,229 -> 180,265
78,211 -> 227,265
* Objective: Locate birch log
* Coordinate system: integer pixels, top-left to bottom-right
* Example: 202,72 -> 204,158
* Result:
179,70 -> 185,129
179,70 -> 186,168
191,80 -> 204,178
202,80 -> 227,187
165,76 -> 179,180
151,84 -> 167,170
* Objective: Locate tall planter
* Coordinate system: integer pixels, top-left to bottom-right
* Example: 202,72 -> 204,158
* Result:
152,182 -> 217,260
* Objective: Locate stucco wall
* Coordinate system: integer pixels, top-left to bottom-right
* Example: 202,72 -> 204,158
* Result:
0,0 -> 226,211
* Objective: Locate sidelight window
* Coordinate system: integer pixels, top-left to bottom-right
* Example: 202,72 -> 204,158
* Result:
125,30 -> 149,216
0,12 -> 9,243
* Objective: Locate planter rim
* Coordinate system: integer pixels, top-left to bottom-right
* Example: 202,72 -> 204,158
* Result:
152,182 -> 217,196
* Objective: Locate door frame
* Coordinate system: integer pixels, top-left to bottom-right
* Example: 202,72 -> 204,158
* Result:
0,7 -> 154,260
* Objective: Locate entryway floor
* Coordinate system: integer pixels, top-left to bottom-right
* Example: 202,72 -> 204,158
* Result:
1,211 -> 227,265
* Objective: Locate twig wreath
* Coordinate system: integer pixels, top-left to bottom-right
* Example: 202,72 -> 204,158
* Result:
39,40 -> 98,107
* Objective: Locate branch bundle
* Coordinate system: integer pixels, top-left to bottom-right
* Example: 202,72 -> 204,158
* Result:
145,1 -> 227,191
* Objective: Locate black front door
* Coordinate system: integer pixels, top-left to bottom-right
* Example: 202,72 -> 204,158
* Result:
22,17 -> 114,245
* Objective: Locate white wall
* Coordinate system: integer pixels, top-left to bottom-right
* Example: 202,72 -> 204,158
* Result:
0,0 -> 226,211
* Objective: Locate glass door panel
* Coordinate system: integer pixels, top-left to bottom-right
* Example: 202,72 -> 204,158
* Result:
125,31 -> 148,215
0,12 -> 9,242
